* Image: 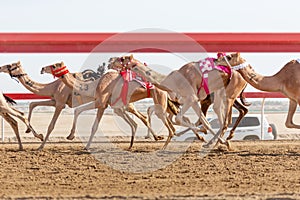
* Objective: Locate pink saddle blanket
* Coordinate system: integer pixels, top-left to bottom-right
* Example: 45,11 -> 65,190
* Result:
197,57 -> 232,95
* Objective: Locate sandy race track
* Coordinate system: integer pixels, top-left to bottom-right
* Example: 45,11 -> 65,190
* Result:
0,140 -> 299,199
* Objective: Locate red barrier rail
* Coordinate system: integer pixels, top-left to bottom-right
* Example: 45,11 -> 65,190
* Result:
1,33 -> 300,53
0,32 -> 293,99
4,93 -> 50,100
3,92 -> 286,100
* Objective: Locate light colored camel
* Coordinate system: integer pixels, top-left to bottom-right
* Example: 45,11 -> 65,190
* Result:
105,57 -> 208,145
0,93 -> 43,150
125,55 -> 249,149
40,62 -> 181,150
108,56 -> 249,140
218,52 -> 300,130
0,61 -> 153,150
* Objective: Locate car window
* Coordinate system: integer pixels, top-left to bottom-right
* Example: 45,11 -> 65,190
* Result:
209,116 -> 260,129
236,117 -> 260,127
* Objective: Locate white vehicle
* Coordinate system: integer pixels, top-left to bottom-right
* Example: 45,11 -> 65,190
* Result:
173,114 -> 277,142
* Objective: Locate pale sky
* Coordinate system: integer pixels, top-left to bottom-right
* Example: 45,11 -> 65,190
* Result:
1,0 -> 300,92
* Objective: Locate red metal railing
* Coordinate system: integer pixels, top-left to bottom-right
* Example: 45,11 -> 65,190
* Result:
2,92 -> 286,100
1,33 -> 300,53
3,93 -> 50,100
1,32 -> 297,99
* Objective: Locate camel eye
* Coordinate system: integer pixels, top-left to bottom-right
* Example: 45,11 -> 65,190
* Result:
226,55 -> 232,61
52,65 -> 56,69
146,71 -> 151,76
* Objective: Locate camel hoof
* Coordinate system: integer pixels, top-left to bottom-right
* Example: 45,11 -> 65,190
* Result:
37,134 -> 44,141
156,135 -> 164,141
25,128 -> 31,133
37,146 -> 43,151
202,140 -> 215,149
144,135 -> 151,140
67,135 -> 75,140
199,127 -> 207,134
226,140 -> 234,151
226,134 -> 234,140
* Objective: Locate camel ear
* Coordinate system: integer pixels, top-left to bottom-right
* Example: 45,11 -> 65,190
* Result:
130,54 -> 133,60
236,52 -> 241,57
17,61 -> 21,65
61,61 -> 64,66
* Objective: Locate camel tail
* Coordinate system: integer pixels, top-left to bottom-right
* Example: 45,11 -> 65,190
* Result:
239,87 -> 251,106
3,94 -> 17,105
167,98 -> 180,115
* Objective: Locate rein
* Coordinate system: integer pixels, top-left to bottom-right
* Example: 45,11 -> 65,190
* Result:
7,65 -> 27,83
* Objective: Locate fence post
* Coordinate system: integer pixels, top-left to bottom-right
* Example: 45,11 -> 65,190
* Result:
1,116 -> 4,142
261,98 -> 266,140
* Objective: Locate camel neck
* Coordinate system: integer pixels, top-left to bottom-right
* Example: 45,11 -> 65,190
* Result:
237,65 -> 282,92
14,68 -> 55,95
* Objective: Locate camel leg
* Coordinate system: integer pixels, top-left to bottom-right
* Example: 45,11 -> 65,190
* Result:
174,96 -> 197,128
162,118 -> 176,150
37,105 -> 64,151
4,107 -> 43,141
145,106 -> 154,139
146,105 -> 167,140
227,100 -> 248,140
174,96 -> 209,135
204,93 -> 233,150
127,103 -> 163,141
85,108 -> 105,150
26,100 -> 56,133
174,95 -> 213,137
67,101 -> 101,140
190,101 -> 226,145
147,104 -> 175,150
285,99 -> 300,129
114,108 -> 138,149
1,113 -> 23,150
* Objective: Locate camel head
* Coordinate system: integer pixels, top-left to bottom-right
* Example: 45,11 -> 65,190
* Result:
216,52 -> 247,67
0,61 -> 24,78
108,54 -> 143,71
41,62 -> 69,78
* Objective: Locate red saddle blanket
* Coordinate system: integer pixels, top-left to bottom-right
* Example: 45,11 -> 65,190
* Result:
113,69 -> 154,106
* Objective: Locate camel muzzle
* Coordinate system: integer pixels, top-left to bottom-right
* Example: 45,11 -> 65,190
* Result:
40,68 -> 45,74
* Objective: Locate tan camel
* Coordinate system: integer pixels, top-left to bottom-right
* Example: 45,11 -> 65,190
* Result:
109,56 -> 250,140
0,93 -> 43,150
0,61 -> 154,150
125,55 -> 249,149
218,52 -> 300,130
40,61 -> 200,150
107,56 -> 207,140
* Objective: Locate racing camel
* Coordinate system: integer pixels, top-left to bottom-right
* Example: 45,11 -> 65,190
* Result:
123,55 -> 249,149
40,61 -> 204,150
113,55 -> 250,141
218,52 -> 300,130
0,61 -> 156,150
0,93 -> 43,150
